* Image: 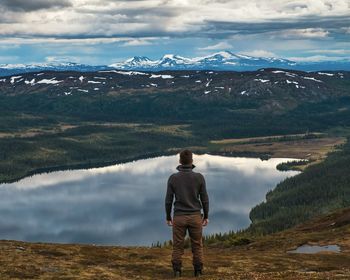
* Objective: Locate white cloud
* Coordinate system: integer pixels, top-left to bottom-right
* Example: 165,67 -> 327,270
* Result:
198,42 -> 233,50
341,27 -> 350,34
0,0 -> 349,63
270,28 -> 330,39
0,55 -> 20,63
0,0 -> 349,39
0,37 -> 157,45
121,39 -> 154,47
45,56 -> 80,63
306,49 -> 350,54
287,55 -> 349,62
239,50 -> 277,57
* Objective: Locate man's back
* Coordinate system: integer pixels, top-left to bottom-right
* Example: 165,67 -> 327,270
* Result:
165,164 -> 209,220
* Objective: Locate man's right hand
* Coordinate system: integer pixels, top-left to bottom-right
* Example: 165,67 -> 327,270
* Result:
166,219 -> 173,226
202,218 -> 209,226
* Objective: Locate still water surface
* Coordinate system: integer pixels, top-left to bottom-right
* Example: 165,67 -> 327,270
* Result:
0,154 -> 299,246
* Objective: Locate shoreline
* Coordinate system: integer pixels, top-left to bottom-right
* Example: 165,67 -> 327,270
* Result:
0,135 -> 345,184
0,150 -> 302,185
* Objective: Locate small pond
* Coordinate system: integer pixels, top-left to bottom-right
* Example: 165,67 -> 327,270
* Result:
288,244 -> 341,254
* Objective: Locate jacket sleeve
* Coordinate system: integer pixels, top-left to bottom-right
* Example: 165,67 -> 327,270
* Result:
165,176 -> 174,221
199,175 -> 209,219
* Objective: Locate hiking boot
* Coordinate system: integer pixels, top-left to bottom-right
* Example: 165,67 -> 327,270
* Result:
194,269 -> 202,277
173,269 -> 182,277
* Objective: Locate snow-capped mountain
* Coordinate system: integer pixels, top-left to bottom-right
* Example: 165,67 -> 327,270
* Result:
110,51 -> 297,71
110,51 -> 350,71
123,56 -> 154,67
111,54 -> 196,69
1,51 -> 350,77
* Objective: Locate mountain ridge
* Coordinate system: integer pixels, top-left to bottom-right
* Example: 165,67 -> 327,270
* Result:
110,50 -> 298,70
1,51 -> 350,77
1,68 -> 348,108
110,50 -> 350,71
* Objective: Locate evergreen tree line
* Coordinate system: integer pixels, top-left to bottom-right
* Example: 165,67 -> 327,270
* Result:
248,137 -> 350,234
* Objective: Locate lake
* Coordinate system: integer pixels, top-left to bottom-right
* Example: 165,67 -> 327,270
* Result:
0,154 -> 299,246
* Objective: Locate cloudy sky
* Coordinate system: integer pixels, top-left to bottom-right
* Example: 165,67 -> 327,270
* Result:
0,0 -> 349,65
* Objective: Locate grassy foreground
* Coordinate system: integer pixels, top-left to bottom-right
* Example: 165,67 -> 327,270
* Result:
1,207 -> 350,279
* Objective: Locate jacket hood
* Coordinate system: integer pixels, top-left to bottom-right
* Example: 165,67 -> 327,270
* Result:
176,164 -> 196,171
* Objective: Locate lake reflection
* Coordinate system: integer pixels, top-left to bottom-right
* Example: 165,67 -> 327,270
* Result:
0,154 -> 299,246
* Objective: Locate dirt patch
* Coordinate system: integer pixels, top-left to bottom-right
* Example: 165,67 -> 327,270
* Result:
209,136 -> 346,165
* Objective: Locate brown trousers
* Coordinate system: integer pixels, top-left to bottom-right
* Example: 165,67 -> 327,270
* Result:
171,213 -> 203,270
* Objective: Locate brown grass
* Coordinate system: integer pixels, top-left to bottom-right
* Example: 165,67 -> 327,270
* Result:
1,208 -> 350,279
0,124 -> 78,139
210,133 -> 325,145
209,136 -> 346,169
0,122 -> 192,139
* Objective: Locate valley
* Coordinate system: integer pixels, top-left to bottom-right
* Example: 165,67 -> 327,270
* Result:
1,68 -> 350,279
0,68 -> 349,183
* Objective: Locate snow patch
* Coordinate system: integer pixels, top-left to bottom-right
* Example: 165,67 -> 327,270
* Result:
37,78 -> 63,85
10,76 -> 22,84
99,70 -> 148,76
318,72 -> 334,76
205,79 -> 212,87
272,70 -> 287,74
254,78 -> 270,83
88,81 -> 101,84
286,80 -> 298,85
303,76 -> 323,83
150,74 -> 174,79
25,79 -> 36,86
77,89 -> 89,93
271,70 -> 297,77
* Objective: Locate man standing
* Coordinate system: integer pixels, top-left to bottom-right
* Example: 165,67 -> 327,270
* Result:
165,149 -> 209,277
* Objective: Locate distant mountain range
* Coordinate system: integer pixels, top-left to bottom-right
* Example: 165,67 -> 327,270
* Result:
0,62 -> 111,77
1,51 -> 350,77
110,51 -> 350,71
109,51 -> 298,71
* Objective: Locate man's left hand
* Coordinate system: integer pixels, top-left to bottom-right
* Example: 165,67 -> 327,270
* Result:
202,218 -> 209,226
166,219 -> 173,226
